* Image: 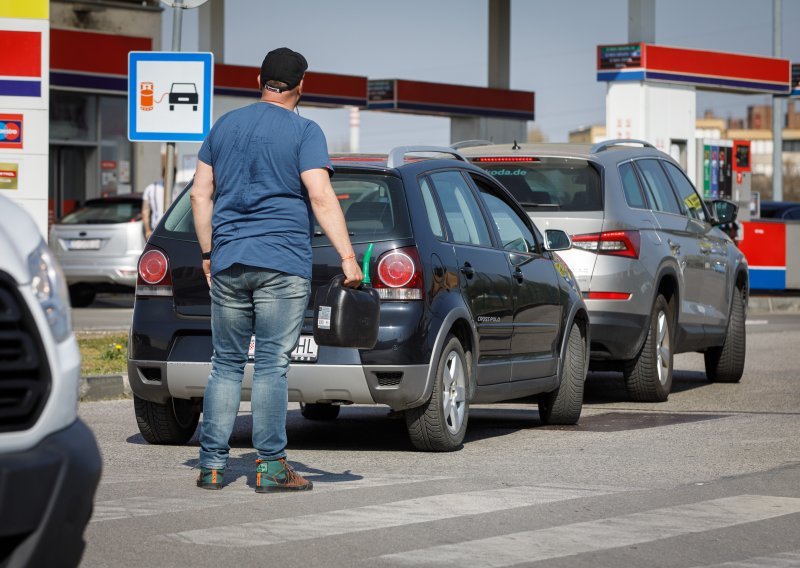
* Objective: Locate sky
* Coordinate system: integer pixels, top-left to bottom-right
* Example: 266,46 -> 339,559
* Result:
162,0 -> 800,152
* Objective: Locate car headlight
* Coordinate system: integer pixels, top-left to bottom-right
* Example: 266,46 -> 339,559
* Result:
27,240 -> 72,343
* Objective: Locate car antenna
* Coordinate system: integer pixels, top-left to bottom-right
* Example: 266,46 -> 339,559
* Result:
512,140 -> 521,150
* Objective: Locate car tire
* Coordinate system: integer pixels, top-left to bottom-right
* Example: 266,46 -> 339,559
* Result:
624,294 -> 673,402
704,286 -> 746,383
69,284 -> 95,308
134,394 -> 199,445
538,322 -> 586,425
300,402 -> 340,420
405,334 -> 469,452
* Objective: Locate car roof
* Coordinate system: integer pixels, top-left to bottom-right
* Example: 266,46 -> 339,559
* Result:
458,141 -> 668,164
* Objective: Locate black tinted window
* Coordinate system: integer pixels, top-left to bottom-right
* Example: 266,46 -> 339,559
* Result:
474,158 -> 601,211
59,199 -> 142,224
161,174 -> 413,245
619,162 -> 647,209
430,171 -> 492,247
634,159 -> 682,215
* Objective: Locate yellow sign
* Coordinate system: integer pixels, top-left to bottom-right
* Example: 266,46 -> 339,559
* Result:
0,0 -> 48,19
0,162 -> 19,190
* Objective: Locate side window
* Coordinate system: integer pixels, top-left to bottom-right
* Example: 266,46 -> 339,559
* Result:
419,176 -> 444,238
619,162 -> 647,209
472,175 -> 537,253
662,161 -> 708,222
429,171 -> 492,247
634,159 -> 682,215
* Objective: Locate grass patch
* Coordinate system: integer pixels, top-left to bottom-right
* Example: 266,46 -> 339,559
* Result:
77,332 -> 128,377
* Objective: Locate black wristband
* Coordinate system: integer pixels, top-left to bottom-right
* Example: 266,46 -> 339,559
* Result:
201,250 -> 212,260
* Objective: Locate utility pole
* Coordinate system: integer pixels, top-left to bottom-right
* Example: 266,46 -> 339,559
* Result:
773,0 -> 783,201
163,0 -> 184,210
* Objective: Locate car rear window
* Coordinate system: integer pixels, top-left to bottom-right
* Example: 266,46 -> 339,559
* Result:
160,173 -> 412,245
473,158 -> 602,211
59,200 -> 142,224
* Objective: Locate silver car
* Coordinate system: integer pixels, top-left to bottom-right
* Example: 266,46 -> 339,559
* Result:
49,194 -> 145,307
462,140 -> 748,402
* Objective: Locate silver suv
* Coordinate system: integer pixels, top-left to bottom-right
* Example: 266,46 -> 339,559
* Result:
462,140 -> 748,402
0,195 -> 101,566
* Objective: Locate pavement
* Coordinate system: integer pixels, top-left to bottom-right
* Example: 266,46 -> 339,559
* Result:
78,294 -> 800,403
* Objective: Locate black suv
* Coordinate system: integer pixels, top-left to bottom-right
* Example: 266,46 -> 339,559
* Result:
128,146 -> 589,451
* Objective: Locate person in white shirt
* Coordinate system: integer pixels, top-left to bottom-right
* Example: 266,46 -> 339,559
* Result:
142,179 -> 165,239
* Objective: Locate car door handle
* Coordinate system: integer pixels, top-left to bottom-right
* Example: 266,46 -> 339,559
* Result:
460,263 -> 475,279
513,267 -> 524,283
667,239 -> 681,253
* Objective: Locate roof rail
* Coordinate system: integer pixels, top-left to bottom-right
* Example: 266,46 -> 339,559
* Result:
591,139 -> 655,153
450,139 -> 494,150
387,146 -> 467,168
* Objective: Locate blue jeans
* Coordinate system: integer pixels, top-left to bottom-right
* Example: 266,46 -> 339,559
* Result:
199,264 -> 310,469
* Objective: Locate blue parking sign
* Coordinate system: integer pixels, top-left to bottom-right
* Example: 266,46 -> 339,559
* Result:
128,51 -> 213,142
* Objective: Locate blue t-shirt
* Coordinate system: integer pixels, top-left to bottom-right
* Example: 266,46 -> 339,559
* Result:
198,102 -> 331,279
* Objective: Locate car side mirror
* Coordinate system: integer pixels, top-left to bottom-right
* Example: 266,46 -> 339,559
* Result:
710,199 -> 738,226
544,229 -> 571,251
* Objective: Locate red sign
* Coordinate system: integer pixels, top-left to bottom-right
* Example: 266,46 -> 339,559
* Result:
101,160 -> 117,170
0,114 -> 23,149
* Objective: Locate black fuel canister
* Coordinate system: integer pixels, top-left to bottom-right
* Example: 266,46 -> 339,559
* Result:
312,274 -> 380,349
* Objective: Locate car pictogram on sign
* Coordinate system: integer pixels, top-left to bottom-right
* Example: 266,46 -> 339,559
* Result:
168,83 -> 198,111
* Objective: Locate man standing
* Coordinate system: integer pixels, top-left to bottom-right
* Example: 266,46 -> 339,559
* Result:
191,47 -> 362,493
141,177 -> 164,240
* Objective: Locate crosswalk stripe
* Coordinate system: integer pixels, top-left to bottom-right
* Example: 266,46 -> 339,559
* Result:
158,485 -> 614,547
377,495 -> 800,567
690,550 -> 800,568
92,474 -> 452,523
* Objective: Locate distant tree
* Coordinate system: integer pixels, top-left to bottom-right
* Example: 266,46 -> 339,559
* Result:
527,127 -> 547,143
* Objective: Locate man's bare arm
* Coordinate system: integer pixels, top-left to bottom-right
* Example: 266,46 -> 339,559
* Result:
301,168 -> 363,287
191,161 -> 214,285
142,198 -> 153,238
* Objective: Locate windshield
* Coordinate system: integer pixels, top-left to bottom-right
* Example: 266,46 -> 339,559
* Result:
473,158 -> 602,211
161,173 -> 412,244
59,200 -> 142,224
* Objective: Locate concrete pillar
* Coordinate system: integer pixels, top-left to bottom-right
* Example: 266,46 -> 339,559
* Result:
451,0 -> 525,146
772,0 -> 783,201
628,0 -> 655,43
198,0 -> 224,61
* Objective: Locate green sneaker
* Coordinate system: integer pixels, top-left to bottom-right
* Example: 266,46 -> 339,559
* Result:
196,467 -> 224,490
255,458 -> 313,493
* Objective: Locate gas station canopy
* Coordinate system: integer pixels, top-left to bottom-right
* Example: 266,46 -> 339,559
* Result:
367,79 -> 534,120
597,43 -> 792,95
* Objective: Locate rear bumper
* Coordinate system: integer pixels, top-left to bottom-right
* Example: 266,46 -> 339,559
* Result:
128,358 -> 430,410
0,418 -> 102,568
61,261 -> 138,287
586,308 -> 649,361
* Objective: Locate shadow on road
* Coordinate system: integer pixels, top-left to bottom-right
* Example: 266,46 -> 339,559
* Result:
584,369 -> 711,404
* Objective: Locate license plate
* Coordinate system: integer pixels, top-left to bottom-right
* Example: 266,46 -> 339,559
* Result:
68,239 -> 101,250
248,334 -> 318,362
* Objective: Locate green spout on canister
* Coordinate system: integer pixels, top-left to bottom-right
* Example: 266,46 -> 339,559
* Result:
362,243 -> 373,285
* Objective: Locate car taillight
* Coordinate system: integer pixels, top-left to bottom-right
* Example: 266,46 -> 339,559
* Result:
571,230 -> 640,259
136,247 -> 173,296
472,156 -> 539,163
373,247 -> 423,301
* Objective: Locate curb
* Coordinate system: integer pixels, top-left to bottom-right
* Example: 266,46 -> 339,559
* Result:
80,374 -> 131,402
748,296 -> 800,313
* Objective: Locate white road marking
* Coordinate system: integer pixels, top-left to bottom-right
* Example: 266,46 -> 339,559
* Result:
746,319 -> 769,326
690,550 -> 800,567
92,474 -> 451,523
157,485 -> 615,547
378,495 -> 800,567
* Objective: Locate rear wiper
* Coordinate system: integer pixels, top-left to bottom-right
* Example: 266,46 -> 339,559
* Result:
518,202 -> 561,209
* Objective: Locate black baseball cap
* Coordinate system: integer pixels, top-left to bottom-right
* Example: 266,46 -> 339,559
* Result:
260,47 -> 308,92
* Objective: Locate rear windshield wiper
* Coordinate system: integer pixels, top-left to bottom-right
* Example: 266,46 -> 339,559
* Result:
314,231 -> 355,237
517,202 -> 561,210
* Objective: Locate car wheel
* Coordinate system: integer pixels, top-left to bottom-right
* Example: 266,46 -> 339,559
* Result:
134,394 -> 199,445
69,284 -> 96,308
405,334 -> 469,452
538,322 -> 586,425
624,294 -> 673,402
704,286 -> 746,383
300,402 -> 340,420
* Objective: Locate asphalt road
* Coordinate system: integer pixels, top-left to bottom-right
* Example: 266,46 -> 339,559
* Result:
78,314 -> 800,567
